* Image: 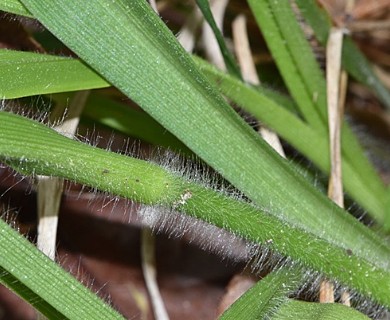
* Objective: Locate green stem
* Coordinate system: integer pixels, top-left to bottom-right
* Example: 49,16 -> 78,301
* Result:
1,111 -> 390,308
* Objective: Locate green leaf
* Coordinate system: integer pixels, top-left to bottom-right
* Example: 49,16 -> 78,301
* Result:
246,0 -> 388,226
0,50 -> 109,99
84,94 -> 190,152
0,268 -> 65,319
247,0 -> 327,130
195,0 -> 241,78
0,217 -> 124,319
0,48 -> 385,224
17,0 -> 387,246
0,0 -> 32,17
222,268 -> 370,320
53,92 -> 190,152
221,267 -> 303,319
3,0 -> 390,315
0,48 -> 296,114
2,111 -> 390,309
273,300 -> 370,320
194,57 -> 388,225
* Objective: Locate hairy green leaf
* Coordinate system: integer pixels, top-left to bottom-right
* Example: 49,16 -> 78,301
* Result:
273,300 -> 370,320
221,267 -> 303,319
1,111 -> 390,309
194,57 -> 387,224
247,0 -> 327,130
17,0 -> 387,252
0,217 -> 123,319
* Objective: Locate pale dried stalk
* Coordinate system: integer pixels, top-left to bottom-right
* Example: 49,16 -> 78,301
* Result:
232,15 -> 258,84
148,0 -> 158,14
36,91 -> 89,320
337,55 -> 351,309
141,228 -> 169,320
374,65 -> 390,90
232,14 -> 285,158
37,90 -> 89,260
201,0 -> 230,70
320,27 -> 348,304
141,3 -> 170,319
36,178 -> 63,260
348,19 -> 390,32
326,28 -> 345,209
177,6 -> 203,52
332,15 -> 360,308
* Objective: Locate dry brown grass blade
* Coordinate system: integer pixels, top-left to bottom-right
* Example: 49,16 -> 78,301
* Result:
320,26 -> 350,305
232,14 -> 258,84
348,19 -> 390,32
319,281 -> 335,303
36,177 -> 63,260
326,28 -> 345,209
351,0 -> 390,20
375,65 -> 390,90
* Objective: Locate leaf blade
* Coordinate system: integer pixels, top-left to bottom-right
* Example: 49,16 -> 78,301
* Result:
0,50 -> 109,99
221,267 -> 303,320
0,0 -> 32,17
273,300 -> 370,320
0,216 -> 124,319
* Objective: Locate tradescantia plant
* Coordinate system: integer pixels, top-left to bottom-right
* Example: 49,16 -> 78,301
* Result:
0,0 -> 390,319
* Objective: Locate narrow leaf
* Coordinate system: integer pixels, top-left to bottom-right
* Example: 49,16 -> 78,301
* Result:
0,49 -> 108,99
245,1 -> 389,225
194,57 -> 387,224
0,217 -> 124,319
54,92 -> 190,152
273,300 -> 370,320
0,0 -> 32,18
195,0 -> 241,78
221,267 -> 303,319
0,268 -> 66,319
247,0 -> 327,130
